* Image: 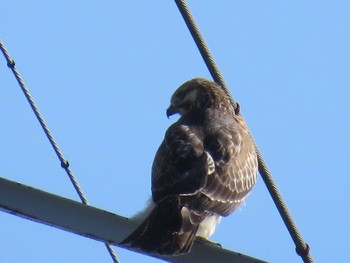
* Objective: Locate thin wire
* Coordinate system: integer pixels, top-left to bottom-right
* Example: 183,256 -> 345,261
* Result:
0,39 -> 120,263
175,2 -> 237,111
174,1 -> 313,263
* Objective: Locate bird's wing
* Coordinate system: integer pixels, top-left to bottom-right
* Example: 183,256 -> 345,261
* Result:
196,123 -> 258,216
151,122 -> 212,203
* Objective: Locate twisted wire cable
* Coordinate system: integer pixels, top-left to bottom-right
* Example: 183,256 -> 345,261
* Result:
174,1 -> 313,262
0,39 -> 120,263
175,1 -> 237,111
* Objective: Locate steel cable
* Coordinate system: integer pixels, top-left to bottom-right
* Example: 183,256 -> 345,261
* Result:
174,1 -> 313,262
0,39 -> 120,263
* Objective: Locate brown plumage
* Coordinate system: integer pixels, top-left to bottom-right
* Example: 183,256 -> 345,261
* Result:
121,78 -> 258,255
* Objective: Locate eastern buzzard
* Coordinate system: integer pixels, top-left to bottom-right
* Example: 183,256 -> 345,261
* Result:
121,78 -> 258,255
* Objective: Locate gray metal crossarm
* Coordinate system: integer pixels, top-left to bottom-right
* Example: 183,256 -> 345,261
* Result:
0,176 -> 267,263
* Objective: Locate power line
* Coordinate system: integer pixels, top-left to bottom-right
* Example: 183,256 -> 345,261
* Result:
0,39 -> 120,263
174,1 -> 313,262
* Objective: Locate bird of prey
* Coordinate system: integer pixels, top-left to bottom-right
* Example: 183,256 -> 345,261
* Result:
121,78 -> 258,255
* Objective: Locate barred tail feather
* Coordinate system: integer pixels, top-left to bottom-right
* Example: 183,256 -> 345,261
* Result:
120,198 -> 198,255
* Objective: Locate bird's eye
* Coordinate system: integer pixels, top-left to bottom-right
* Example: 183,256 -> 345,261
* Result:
177,91 -> 187,100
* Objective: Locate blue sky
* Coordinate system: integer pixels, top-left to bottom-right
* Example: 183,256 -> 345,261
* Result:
1,1 -> 349,262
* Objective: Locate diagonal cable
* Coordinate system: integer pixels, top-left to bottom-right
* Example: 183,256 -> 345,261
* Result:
174,1 -> 313,263
0,39 -> 120,263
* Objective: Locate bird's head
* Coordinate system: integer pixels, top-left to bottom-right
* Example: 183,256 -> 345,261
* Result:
166,78 -> 234,118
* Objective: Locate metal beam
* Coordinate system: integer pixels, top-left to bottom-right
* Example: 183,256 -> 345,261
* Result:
0,176 -> 267,263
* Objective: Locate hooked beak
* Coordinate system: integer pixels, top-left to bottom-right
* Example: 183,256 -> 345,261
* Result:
166,105 -> 178,118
